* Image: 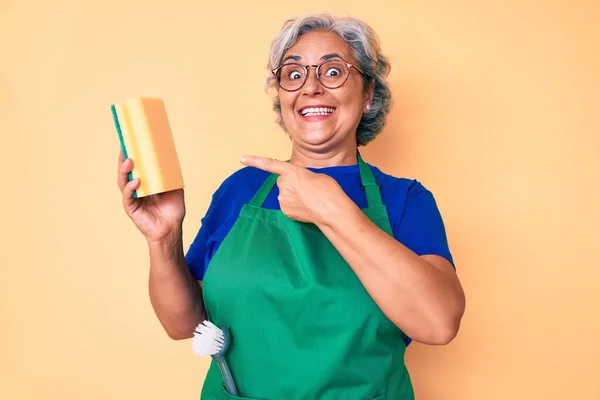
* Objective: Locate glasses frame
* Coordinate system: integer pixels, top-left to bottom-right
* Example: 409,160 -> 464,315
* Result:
271,58 -> 366,92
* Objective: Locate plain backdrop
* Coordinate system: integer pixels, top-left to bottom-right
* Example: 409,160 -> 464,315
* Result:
1,0 -> 599,399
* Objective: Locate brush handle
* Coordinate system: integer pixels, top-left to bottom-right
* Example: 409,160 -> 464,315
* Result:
215,356 -> 238,396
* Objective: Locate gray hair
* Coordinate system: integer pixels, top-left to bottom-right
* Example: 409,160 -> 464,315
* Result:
264,13 -> 393,146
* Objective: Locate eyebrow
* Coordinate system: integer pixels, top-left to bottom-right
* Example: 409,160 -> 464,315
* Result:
281,53 -> 345,63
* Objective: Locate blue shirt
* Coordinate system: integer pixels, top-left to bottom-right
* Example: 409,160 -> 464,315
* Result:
185,162 -> 454,346
185,162 -> 455,281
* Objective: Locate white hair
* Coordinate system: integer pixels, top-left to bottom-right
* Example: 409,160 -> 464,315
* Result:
265,12 -> 393,146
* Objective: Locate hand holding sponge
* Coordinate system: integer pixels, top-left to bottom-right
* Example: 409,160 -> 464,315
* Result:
111,97 -> 184,198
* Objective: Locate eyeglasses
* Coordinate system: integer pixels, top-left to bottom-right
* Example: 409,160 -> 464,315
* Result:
272,58 -> 365,92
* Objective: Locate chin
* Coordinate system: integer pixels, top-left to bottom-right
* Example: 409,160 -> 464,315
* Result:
293,130 -> 339,149
304,129 -> 336,144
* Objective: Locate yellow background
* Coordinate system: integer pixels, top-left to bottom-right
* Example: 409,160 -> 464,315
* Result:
1,0 -> 599,399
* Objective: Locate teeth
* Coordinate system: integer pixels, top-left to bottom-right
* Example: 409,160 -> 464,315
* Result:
301,107 -> 335,116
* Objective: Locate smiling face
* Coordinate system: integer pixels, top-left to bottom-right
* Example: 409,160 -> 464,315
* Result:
276,30 -> 373,162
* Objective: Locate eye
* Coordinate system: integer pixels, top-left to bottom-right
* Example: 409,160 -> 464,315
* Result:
324,67 -> 341,77
279,64 -> 304,81
288,70 -> 303,80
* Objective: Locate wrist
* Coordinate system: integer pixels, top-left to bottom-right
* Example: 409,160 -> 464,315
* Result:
147,227 -> 184,261
317,190 -> 359,230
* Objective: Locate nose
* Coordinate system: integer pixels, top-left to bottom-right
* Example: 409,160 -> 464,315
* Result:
301,66 -> 324,96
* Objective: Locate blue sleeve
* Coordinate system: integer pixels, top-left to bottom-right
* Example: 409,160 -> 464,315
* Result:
184,190 -> 222,281
393,181 -> 455,268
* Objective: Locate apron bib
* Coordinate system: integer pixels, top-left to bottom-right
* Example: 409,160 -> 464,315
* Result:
200,152 -> 414,400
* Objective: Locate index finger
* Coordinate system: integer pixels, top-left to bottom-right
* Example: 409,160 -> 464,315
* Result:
240,155 -> 293,174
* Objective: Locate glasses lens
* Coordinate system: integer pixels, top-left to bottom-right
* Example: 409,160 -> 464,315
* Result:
277,63 -> 306,91
318,60 -> 349,88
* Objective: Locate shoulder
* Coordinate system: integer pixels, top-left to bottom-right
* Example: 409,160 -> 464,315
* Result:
369,164 -> 435,208
193,165 -> 271,242
209,166 -> 271,207
368,164 -> 454,265
217,165 -> 271,192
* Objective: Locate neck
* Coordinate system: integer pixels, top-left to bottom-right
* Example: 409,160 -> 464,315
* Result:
290,146 -> 357,168
290,137 -> 358,168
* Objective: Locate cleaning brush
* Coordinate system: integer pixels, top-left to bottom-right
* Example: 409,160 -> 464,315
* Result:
192,320 -> 238,396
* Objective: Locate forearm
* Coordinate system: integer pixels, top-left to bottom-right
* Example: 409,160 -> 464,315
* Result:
318,198 -> 465,345
147,229 -> 206,340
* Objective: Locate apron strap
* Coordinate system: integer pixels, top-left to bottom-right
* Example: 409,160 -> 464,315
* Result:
249,171 -> 279,207
357,150 -> 384,209
248,150 -> 384,210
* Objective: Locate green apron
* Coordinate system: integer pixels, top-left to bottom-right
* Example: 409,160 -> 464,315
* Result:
200,152 -> 415,400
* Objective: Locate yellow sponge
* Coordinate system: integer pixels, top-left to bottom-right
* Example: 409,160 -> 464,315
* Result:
111,97 -> 184,198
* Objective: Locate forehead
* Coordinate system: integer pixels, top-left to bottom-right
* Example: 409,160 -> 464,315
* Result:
282,31 -> 354,63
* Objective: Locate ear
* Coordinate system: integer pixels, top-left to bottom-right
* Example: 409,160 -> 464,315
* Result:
364,80 -> 375,111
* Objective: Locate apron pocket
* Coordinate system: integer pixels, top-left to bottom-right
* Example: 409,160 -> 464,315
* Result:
218,385 -> 386,400
218,384 -> 264,400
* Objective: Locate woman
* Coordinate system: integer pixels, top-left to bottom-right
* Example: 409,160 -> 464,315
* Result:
117,12 -> 465,400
